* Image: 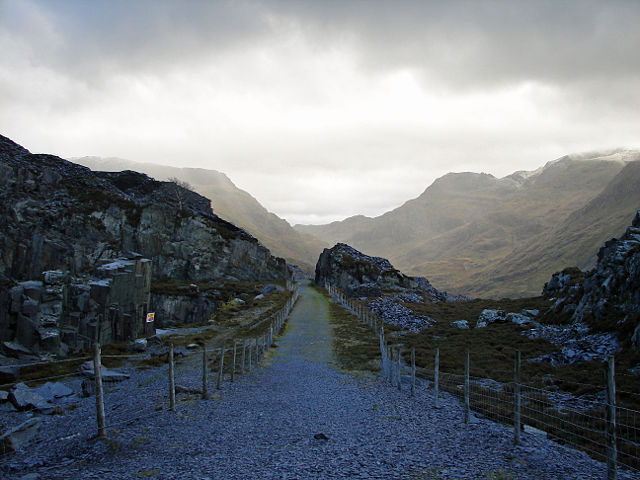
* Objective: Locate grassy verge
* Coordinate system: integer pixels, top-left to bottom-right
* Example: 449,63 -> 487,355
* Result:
1,284 -> 292,389
312,284 -> 380,373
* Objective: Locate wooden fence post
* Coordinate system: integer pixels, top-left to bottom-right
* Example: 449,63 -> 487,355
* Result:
217,345 -> 225,390
241,341 -> 246,374
231,340 -> 237,383
434,347 -> 439,408
607,355 -> 618,480
464,350 -> 470,424
411,346 -> 416,397
93,343 -> 106,438
397,347 -> 402,392
202,344 -> 208,399
514,350 -> 521,445
169,343 -> 176,412
248,341 -> 252,372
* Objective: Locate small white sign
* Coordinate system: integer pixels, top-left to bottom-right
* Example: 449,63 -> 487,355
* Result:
146,312 -> 155,323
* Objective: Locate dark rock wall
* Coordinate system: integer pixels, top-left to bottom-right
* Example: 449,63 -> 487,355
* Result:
543,210 -> 640,347
0,134 -> 290,354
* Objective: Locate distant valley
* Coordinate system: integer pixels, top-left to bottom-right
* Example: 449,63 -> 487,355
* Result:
71,157 -> 327,273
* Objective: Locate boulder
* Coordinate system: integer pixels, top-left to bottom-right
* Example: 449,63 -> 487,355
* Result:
43,270 -> 66,285
253,294 -> 265,301
451,320 -> 469,329
79,361 -> 130,382
262,284 -> 283,294
476,309 -> 507,328
506,313 -> 536,326
345,283 -> 382,298
130,338 -> 148,352
32,382 -> 73,402
315,243 -> 463,302
0,365 -> 20,383
2,341 -> 32,357
8,383 -> 52,413
0,390 -> 8,402
21,281 -> 43,302
0,417 -> 42,452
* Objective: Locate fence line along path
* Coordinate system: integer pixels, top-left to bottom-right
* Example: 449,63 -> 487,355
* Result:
4,284 -> 631,480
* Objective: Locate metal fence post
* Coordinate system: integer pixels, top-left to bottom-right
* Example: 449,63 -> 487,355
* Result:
434,347 -> 440,409
93,343 -> 106,438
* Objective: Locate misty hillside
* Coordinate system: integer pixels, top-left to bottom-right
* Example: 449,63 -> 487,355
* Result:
296,149 -> 640,298
71,156 -> 326,272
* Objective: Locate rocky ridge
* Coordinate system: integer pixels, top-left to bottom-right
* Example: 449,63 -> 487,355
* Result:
316,243 -> 467,332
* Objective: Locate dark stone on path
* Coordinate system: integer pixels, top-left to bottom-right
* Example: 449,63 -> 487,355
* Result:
0,417 -> 42,452
313,433 -> 329,441
32,381 -> 74,402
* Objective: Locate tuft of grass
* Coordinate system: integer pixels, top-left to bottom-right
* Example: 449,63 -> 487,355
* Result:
313,285 -> 381,372
486,469 -> 515,480
134,469 -> 159,477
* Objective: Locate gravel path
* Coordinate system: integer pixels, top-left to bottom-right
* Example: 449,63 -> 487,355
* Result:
3,285 -> 637,479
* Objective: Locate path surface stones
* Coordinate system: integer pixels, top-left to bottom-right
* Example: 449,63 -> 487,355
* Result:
2,285 -> 635,479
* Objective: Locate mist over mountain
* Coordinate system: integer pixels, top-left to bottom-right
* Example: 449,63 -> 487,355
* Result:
296,149 -> 640,298
71,157 -> 326,272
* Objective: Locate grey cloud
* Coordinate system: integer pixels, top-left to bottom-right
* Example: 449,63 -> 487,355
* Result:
1,0 -> 273,80
271,1 -> 640,89
4,1 -> 639,98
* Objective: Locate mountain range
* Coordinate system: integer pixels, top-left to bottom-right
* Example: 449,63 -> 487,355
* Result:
295,149 -> 640,298
71,157 -> 326,272
73,150 -> 640,299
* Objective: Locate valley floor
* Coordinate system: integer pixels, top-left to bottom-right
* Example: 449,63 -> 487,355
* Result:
2,285 -> 634,480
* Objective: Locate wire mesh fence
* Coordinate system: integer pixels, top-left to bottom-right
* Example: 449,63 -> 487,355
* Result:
0,287 -> 300,468
326,282 -> 640,478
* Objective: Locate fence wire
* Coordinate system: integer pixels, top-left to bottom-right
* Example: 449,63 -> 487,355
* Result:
327,283 -> 640,476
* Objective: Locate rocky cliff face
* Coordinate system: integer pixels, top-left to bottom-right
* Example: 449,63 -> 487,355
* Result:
315,243 -> 463,302
0,135 -> 289,355
543,210 -> 640,348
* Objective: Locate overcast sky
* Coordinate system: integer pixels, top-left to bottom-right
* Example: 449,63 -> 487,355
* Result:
1,1 -> 639,225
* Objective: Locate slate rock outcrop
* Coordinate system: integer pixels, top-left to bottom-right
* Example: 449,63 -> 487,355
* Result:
0,134 -> 290,354
543,210 -> 640,348
315,243 -> 463,302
